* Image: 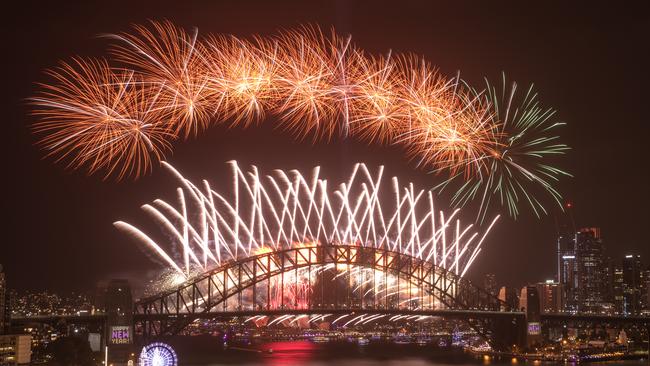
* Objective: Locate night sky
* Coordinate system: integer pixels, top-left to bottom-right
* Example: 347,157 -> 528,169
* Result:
3,1 -> 649,294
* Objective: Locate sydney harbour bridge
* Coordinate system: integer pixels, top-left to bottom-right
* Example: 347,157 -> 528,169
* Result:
134,243 -> 523,348
13,241 -> 649,355
15,243 -> 527,351
10,163 -> 650,357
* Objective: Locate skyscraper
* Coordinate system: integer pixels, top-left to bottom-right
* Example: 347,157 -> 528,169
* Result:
536,280 -> 563,313
612,263 -> 625,314
498,286 -> 520,311
483,273 -> 498,297
575,228 -> 605,313
641,265 -> 650,315
0,265 -> 7,335
557,230 -> 577,312
622,254 -> 643,314
555,206 -> 576,312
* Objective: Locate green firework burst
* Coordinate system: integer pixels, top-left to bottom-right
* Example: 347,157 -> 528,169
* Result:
435,74 -> 571,222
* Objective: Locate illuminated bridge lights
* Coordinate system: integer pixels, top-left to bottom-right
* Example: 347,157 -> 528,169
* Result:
133,244 -> 512,340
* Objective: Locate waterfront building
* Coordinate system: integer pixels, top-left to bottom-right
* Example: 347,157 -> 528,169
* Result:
0,334 -> 31,365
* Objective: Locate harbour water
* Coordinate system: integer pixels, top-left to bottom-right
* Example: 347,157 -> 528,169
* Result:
165,338 -> 647,366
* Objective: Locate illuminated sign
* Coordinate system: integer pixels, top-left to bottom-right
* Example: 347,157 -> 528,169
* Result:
110,326 -> 132,344
527,322 -> 541,335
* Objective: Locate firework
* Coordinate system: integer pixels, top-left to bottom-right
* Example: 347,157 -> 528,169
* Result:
114,161 -> 498,279
118,162 -> 499,311
31,22 -> 569,219
108,21 -> 213,137
347,53 -> 408,144
271,26 -> 352,139
31,58 -> 174,180
436,74 -> 571,221
202,34 -> 279,126
395,56 -> 494,173
32,22 -> 492,176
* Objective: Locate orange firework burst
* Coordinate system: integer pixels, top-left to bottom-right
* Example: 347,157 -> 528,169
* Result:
31,58 -> 174,180
108,21 -> 213,137
347,53 -> 408,144
203,34 -> 278,126
272,26 -> 354,140
31,21 -> 497,179
396,56 -> 494,173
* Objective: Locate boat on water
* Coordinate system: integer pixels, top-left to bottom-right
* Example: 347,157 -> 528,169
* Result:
311,335 -> 330,343
357,337 -> 370,346
393,334 -> 411,344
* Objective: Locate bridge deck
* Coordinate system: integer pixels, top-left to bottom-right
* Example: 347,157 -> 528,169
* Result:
133,308 -> 525,321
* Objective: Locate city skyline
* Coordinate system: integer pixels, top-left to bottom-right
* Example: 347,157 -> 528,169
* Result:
2,1 -> 649,294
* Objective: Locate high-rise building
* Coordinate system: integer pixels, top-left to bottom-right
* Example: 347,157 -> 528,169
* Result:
519,286 -> 528,312
0,334 -> 31,365
557,229 -> 577,312
611,263 -> 625,314
559,253 -> 577,312
483,273 -> 498,297
598,256 -> 617,314
622,254 -> 643,315
643,265 -> 650,315
643,266 -> 650,313
498,286 -> 520,311
536,280 -> 563,313
0,265 -> 7,335
575,227 -> 605,313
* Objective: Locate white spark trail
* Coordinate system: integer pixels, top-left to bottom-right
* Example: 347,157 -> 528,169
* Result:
114,161 -> 498,281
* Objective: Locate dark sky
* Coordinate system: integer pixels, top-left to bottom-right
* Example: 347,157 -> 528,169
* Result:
2,1 -> 649,294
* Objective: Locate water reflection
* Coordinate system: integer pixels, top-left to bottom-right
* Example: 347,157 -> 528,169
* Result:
173,338 -> 646,366
259,341 -> 316,366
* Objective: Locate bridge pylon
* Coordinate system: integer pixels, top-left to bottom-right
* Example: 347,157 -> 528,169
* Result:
96,279 -> 136,365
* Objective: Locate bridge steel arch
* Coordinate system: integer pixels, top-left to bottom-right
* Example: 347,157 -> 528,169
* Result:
134,244 -> 523,349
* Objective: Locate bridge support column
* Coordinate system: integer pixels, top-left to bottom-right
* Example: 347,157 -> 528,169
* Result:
98,279 -> 136,366
488,315 -> 527,351
524,285 -> 543,349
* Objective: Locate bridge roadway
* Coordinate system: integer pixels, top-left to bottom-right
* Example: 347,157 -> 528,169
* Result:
10,310 -> 649,325
11,313 -> 107,325
133,308 -> 525,321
